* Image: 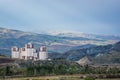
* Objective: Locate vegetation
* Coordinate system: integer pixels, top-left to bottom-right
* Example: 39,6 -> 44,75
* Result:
0,60 -> 120,80
85,76 -> 95,80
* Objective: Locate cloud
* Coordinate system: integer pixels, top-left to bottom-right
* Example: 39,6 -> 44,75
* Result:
0,0 -> 120,35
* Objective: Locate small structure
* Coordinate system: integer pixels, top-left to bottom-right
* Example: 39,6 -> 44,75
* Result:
11,43 -> 48,60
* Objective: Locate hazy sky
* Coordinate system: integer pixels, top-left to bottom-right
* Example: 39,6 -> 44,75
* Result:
0,0 -> 120,35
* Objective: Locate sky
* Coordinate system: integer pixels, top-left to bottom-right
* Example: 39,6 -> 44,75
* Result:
0,0 -> 120,35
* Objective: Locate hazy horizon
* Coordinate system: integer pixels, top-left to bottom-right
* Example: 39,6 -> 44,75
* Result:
0,0 -> 120,35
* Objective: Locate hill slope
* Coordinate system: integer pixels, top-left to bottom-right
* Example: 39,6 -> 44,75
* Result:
0,27 -> 119,56
63,41 -> 120,64
92,41 -> 120,64
62,44 -> 112,61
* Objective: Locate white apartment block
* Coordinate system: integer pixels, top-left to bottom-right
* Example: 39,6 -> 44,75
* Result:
11,43 -> 48,60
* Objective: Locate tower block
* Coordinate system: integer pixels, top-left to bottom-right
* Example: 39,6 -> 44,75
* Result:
11,43 -> 48,60
11,46 -> 20,58
39,46 -> 48,60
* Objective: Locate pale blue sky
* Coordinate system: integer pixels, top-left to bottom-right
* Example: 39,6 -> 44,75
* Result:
0,0 -> 120,35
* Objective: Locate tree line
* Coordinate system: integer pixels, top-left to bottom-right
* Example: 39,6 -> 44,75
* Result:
0,60 -> 120,78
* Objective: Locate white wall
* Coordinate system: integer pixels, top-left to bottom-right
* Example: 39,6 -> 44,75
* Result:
11,43 -> 48,61
39,52 -> 48,60
12,50 -> 20,58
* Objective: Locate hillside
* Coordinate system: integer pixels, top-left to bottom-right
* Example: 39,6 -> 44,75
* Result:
92,41 -> 120,64
0,27 -> 119,57
64,41 -> 120,64
62,44 -> 112,61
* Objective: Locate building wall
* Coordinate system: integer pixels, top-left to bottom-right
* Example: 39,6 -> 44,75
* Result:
39,52 -> 48,60
38,46 -> 48,60
12,51 -> 20,58
11,43 -> 48,61
20,48 -> 27,60
11,47 -> 20,58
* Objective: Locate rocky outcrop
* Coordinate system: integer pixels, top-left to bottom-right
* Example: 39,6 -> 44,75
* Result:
76,56 -> 91,65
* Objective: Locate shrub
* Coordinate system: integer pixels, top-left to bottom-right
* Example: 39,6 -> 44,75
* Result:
84,76 -> 95,80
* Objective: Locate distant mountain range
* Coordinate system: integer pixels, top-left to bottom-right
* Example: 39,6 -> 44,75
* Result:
0,27 -> 120,58
48,30 -> 120,40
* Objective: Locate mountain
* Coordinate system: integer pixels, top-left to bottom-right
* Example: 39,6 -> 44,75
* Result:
0,27 -> 120,57
48,31 -> 120,40
62,44 -> 112,61
0,27 -> 71,55
70,44 -> 96,50
63,41 -> 120,64
112,41 -> 120,51
92,41 -> 120,64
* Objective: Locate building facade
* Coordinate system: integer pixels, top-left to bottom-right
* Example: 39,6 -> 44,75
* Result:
11,43 -> 48,60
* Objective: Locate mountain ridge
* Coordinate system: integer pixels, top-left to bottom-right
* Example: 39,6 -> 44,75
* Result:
47,30 -> 120,40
